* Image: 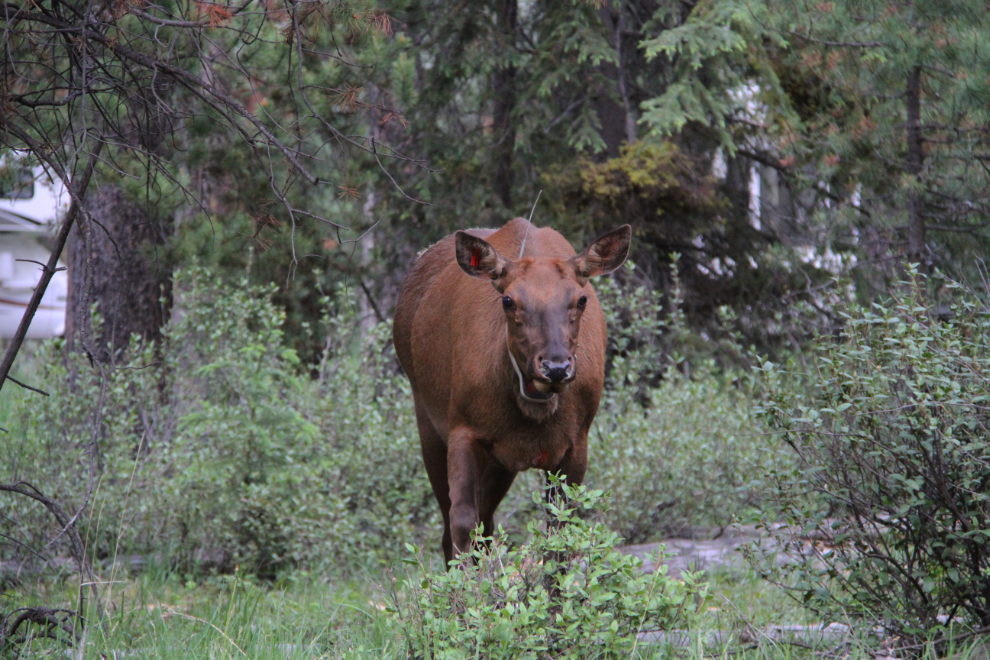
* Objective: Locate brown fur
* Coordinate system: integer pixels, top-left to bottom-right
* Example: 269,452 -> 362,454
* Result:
392,218 -> 631,564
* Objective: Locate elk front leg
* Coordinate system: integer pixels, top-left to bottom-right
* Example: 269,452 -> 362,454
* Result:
446,428 -> 485,562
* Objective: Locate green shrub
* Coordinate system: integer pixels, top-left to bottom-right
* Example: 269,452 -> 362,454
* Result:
587,265 -> 772,542
2,264 -> 767,576
591,369 -> 765,543
391,478 -> 707,659
1,268 -> 435,576
160,271 -> 436,574
750,273 -> 990,641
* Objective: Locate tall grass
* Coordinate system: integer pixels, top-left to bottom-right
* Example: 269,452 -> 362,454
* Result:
14,562 -> 985,660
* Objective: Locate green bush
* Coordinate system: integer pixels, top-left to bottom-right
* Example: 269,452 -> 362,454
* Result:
2,264 -> 767,576
391,478 -> 707,659
161,271 -> 436,574
750,273 -> 990,641
1,268 -> 435,576
592,369 -> 764,543
588,266 -> 772,542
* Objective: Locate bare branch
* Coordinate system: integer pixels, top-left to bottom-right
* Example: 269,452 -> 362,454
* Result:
0,483 -> 104,619
372,137 -> 429,205
5,376 -> 49,396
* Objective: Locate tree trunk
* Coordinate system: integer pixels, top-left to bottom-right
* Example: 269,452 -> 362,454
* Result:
906,65 -> 926,267
65,185 -> 172,360
592,3 -> 636,159
616,0 -> 636,146
492,0 -> 518,209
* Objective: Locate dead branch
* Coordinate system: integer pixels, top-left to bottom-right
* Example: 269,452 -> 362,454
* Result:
5,376 -> 50,396
0,482 -> 105,621
0,606 -> 79,652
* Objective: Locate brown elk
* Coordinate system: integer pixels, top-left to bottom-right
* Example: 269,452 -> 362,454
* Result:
392,218 -> 631,564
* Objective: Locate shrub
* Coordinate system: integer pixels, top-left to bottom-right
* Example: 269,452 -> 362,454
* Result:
2,264 -> 767,576
592,369 -> 765,543
160,271 -> 436,574
391,478 -> 707,659
750,273 -> 990,642
1,268 -> 435,576
587,266 -> 772,542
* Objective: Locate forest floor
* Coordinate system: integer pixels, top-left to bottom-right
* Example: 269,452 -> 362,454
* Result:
1,532 -> 842,660
10,530 -> 985,659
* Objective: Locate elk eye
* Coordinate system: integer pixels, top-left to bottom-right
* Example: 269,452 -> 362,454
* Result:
502,296 -> 515,310
577,296 -> 588,310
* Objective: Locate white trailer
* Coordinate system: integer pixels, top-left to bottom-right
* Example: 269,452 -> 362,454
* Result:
0,167 -> 70,339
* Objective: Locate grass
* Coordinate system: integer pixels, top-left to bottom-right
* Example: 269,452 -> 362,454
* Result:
701,567 -> 814,630
7,555 -> 990,660
2,557 -> 828,660
5,564 -> 400,659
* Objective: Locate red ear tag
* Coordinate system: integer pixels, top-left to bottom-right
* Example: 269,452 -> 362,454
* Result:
470,251 -> 480,269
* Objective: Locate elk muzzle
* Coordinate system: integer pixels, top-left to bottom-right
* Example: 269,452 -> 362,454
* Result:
540,359 -> 572,383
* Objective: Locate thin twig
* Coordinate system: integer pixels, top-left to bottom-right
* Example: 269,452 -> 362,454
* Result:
5,376 -> 50,396
371,137 -> 430,205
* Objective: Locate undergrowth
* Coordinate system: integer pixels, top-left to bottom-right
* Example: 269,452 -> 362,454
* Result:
1,264 -> 769,578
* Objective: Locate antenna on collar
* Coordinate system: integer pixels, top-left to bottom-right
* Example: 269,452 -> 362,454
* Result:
519,190 -> 542,259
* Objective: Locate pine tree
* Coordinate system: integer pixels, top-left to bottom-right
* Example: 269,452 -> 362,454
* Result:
645,0 -> 990,291
770,0 -> 990,280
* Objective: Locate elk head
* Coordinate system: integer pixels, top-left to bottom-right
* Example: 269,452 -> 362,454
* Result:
455,225 -> 631,414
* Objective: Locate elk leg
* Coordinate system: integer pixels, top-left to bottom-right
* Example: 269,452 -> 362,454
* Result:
446,428 -> 485,561
478,464 -> 516,540
415,401 -> 453,563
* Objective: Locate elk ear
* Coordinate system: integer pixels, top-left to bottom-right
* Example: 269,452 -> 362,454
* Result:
455,231 -> 508,286
571,224 -> 632,284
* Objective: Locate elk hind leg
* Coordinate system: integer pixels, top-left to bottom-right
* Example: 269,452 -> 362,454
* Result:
478,464 -> 517,544
415,402 -> 452,564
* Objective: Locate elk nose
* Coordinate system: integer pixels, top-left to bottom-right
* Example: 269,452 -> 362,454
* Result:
541,360 -> 571,383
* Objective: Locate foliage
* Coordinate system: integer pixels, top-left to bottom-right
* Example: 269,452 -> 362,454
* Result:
0,0 -> 403,217
0,560 -> 863,660
2,0 -> 424,365
765,1 -> 990,287
2,265 -> 768,576
588,267 -> 774,542
542,142 -> 725,253
5,0 -> 859,366
392,478 -> 708,660
387,0 -> 625,216
540,134 -> 833,358
594,369 -> 765,543
750,272 -> 990,641
1,268 -> 437,576
1,565 -> 400,659
640,1 -> 792,152
9,0 -> 990,370
654,0 -> 990,292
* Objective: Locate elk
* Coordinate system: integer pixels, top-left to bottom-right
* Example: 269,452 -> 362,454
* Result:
392,218 -> 631,564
